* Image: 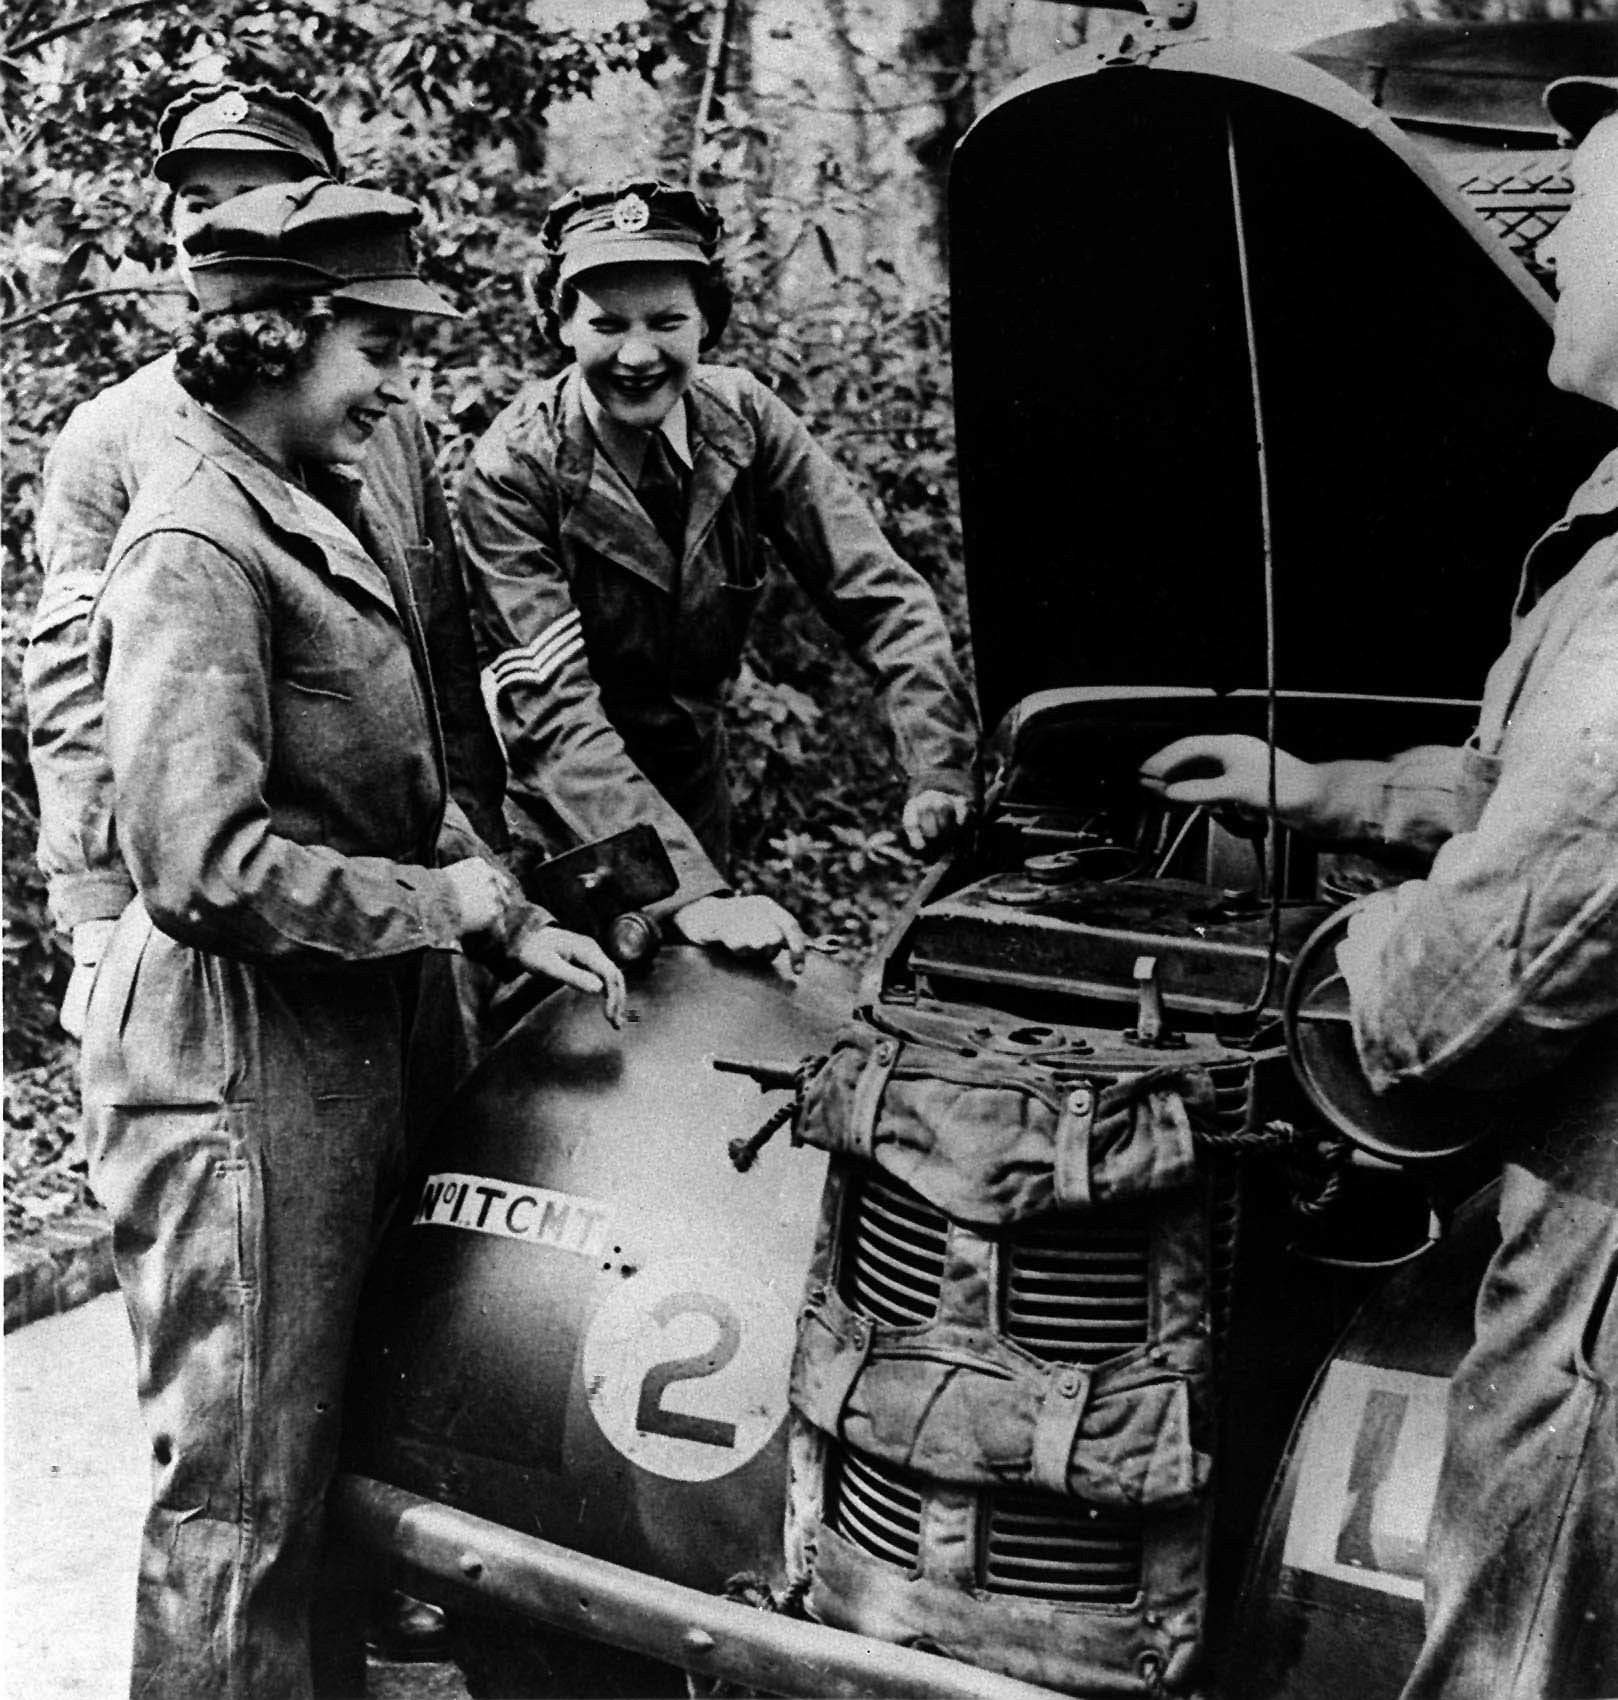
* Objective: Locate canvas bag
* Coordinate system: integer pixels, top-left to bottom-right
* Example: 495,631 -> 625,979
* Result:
784,1002 -> 1240,1694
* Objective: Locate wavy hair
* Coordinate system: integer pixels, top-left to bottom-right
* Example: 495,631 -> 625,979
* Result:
173,297 -> 337,408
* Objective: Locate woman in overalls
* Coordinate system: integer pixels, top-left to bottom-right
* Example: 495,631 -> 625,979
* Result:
82,177 -> 624,1699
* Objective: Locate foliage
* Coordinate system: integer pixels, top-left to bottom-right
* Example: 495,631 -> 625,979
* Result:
1,0 -> 976,1092
4,1050 -> 85,1239
715,245 -> 972,950
1,1 -> 659,1080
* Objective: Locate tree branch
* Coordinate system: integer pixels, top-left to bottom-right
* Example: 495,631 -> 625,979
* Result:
2,0 -> 51,52
0,282 -> 186,334
5,0 -> 171,59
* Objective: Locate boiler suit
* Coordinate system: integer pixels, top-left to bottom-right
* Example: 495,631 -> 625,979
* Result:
25,351 -> 506,937
82,407 -> 519,1699
459,363 -> 977,906
1320,449 -> 1618,1698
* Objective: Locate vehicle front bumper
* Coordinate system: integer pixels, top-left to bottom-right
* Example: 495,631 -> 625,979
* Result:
333,1472 -> 1059,1699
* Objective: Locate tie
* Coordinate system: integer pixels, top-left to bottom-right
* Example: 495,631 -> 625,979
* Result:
637,429 -> 688,558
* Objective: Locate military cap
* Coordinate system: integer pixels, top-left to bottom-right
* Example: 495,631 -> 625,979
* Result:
1544,75 -> 1618,145
541,179 -> 724,283
154,83 -> 340,184
184,178 -> 458,318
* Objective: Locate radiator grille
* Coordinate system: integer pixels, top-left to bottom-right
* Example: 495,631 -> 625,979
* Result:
1208,1059 -> 1253,1138
829,1448 -> 924,1568
842,1172 -> 948,1326
1002,1210 -> 1151,1365
829,1058 -> 1242,1609
1205,1059 -> 1249,1346
828,1450 -> 1145,1608
983,1489 -> 1143,1605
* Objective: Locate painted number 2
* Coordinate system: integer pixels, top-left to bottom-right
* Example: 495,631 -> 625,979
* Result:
634,1291 -> 742,1449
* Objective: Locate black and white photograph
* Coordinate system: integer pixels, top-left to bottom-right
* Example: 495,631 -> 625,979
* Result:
4,1 -> 1615,1696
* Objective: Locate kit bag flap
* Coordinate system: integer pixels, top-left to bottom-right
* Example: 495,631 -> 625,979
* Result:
797,1024 -> 1208,1227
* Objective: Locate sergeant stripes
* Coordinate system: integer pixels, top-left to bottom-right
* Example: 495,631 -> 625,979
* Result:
487,609 -> 585,698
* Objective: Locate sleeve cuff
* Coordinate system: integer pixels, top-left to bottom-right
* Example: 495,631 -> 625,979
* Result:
48,871 -> 138,933
906,768 -> 976,800
656,867 -> 731,921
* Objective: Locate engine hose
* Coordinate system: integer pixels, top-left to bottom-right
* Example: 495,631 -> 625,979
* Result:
1283,1129 -> 1356,1220
1188,1112 -> 1354,1217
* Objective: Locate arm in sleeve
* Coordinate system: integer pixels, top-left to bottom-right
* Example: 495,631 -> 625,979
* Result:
403,405 -> 510,850
93,531 -> 486,968
1338,582 -> 1618,1090
745,376 -> 978,798
1307,746 -> 1470,858
22,402 -> 141,930
435,796 -> 492,868
458,428 -> 729,909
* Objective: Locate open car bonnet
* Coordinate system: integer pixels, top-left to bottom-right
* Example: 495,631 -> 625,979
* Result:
1296,21 -> 1618,143
948,39 -> 1615,738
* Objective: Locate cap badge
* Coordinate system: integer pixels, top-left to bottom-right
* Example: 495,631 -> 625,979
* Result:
213,90 -> 251,124
611,192 -> 650,233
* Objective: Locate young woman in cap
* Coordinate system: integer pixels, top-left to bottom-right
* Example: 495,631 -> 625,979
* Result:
81,177 -> 626,1700
24,84 -> 504,1047
459,180 -> 979,968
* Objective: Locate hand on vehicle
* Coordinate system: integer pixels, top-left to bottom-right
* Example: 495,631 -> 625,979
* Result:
902,789 -> 971,854
1139,734 -> 1324,829
58,917 -> 118,1041
673,894 -> 807,973
509,921 -> 627,1028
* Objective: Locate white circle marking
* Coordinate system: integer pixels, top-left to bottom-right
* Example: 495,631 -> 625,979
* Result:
581,1259 -> 796,1482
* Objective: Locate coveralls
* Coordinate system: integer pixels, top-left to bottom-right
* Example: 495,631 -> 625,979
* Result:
24,351 -> 507,940
1323,450 -> 1618,1698
82,406 -> 515,1699
459,363 -> 978,904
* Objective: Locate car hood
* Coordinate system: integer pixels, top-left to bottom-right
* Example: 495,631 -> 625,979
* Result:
1297,21 -> 1618,142
948,39 -> 1614,736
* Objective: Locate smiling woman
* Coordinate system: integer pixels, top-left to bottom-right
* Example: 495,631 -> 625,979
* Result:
459,178 -> 979,979
77,175 -> 626,1699
176,299 -> 412,464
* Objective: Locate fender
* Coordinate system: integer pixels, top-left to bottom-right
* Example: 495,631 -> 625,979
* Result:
348,946 -> 852,1595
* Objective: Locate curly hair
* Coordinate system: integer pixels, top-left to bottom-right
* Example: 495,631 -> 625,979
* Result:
173,297 -> 337,408
528,255 -> 732,353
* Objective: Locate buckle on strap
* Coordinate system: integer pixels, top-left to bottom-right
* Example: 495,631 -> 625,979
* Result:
1030,1361 -> 1093,1493
793,1297 -> 876,1433
1053,1082 -> 1097,1208
847,1037 -> 901,1161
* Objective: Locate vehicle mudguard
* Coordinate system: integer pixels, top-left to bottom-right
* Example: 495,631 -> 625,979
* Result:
346,946 -> 854,1596
1225,1185 -> 1499,1700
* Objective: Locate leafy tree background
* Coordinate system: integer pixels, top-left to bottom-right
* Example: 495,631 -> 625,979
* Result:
1,0 -> 1026,1226
5,0 -> 1614,1230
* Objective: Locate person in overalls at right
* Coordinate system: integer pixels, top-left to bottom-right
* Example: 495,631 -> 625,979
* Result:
458,180 -> 979,967
1142,73 -> 1618,1700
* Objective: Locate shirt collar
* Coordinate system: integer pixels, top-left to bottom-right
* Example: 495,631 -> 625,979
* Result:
579,376 -> 692,482
187,406 -> 377,572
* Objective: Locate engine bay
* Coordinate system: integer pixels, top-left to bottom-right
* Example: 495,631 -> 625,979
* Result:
879,687 -> 1476,1047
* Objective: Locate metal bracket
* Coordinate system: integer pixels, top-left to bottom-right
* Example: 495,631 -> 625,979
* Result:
1126,954 -> 1186,1049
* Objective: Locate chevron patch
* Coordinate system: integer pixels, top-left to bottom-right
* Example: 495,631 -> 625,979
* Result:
487,610 -> 585,696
